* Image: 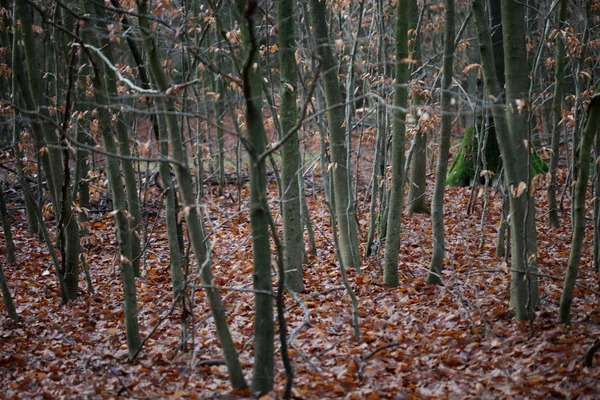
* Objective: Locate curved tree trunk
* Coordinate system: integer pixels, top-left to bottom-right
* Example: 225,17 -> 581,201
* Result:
559,89 -> 600,324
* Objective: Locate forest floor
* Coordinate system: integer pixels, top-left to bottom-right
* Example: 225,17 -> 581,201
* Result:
1,156 -> 600,398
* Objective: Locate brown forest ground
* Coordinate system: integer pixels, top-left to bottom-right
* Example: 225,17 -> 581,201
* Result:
1,153 -> 600,398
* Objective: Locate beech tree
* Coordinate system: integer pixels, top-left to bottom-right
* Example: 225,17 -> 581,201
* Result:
382,0 -> 410,287
472,0 -> 540,321
427,0 -> 455,284
309,0 -> 360,270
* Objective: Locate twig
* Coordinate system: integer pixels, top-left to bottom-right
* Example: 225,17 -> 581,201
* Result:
584,338 -> 600,367
358,342 -> 402,380
129,294 -> 181,362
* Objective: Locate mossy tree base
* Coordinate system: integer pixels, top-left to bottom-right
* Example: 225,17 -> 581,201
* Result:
446,125 -> 547,187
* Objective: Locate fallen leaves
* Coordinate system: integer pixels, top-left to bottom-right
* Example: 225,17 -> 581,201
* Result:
0,173 -> 600,398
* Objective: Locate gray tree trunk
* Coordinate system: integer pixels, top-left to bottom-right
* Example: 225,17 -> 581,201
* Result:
236,0 -> 275,393
309,0 -> 360,270
547,0 -> 569,229
15,0 -> 80,301
427,0 -> 455,285
405,0 -> 429,215
501,0 -> 540,319
279,0 -> 304,292
80,8 -> 141,358
107,0 -> 184,300
0,186 -> 15,264
91,3 -> 142,276
559,89 -> 600,324
382,0 -> 410,287
472,0 -> 539,321
0,260 -> 18,321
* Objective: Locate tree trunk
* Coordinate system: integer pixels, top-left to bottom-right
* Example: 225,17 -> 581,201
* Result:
108,0 -> 184,300
559,90 -> 600,324
91,3 -> 142,276
236,0 -> 275,393
547,0 -> 569,229
0,185 -> 15,264
0,260 -> 18,321
501,0 -> 540,319
427,0 -> 455,285
15,0 -> 80,301
80,8 -> 141,358
405,0 -> 429,214
279,0 -> 304,292
309,0 -> 360,270
382,0 -> 410,287
472,0 -> 539,321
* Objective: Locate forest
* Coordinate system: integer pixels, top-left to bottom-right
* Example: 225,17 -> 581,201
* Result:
0,0 -> 600,398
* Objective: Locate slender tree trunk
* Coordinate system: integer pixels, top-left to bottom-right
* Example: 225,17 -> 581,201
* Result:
472,0 -> 539,321
136,0 -> 247,390
279,0 -> 304,292
405,0 -> 429,215
15,0 -> 80,301
309,0 -> 360,270
366,0 -> 389,257
80,9 -> 141,358
215,79 -> 226,196
108,0 -> 184,300
0,186 -> 15,263
501,0 -> 540,319
92,3 -> 142,276
382,0 -> 410,287
1,22 -> 40,236
547,0 -> 569,228
156,113 -> 185,301
236,0 -> 275,393
0,260 -> 18,321
427,0 -> 455,285
559,90 -> 600,324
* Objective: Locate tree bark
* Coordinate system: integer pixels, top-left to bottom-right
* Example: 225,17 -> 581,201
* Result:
92,2 -> 142,277
428,0 -> 455,285
472,0 -> 539,321
309,0 -> 360,270
405,0 -> 429,214
382,0 -> 410,287
279,0 -> 304,292
0,186 -> 15,264
559,89 -> 600,325
80,7 -> 141,358
501,0 -> 540,318
15,0 -> 80,301
547,0 -> 569,229
236,0 -> 275,392
0,260 -> 18,321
